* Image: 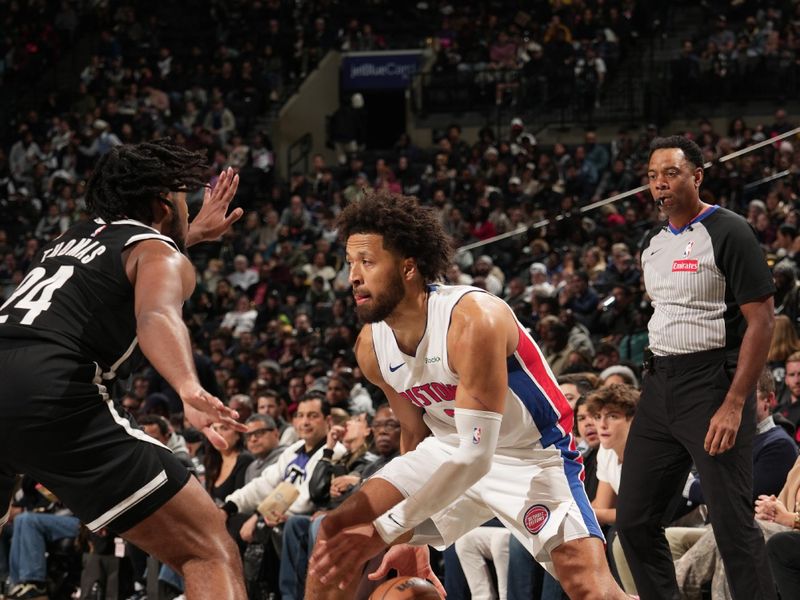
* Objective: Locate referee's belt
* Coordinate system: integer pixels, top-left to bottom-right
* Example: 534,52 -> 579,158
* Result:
648,347 -> 727,371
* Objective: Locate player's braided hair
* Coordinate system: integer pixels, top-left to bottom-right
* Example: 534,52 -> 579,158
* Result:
86,139 -> 207,223
336,189 -> 454,283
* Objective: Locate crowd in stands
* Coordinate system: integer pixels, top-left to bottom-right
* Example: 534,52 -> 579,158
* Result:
673,2 -> 800,104
4,1 -> 800,599
422,0 -> 640,114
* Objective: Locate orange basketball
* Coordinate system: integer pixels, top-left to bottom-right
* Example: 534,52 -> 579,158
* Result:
369,576 -> 442,600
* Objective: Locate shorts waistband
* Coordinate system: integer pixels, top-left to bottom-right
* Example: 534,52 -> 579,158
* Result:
652,348 -> 726,370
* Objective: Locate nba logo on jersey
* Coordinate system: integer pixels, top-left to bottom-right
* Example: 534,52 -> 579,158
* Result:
682,240 -> 694,258
524,504 -> 550,534
472,427 -> 481,444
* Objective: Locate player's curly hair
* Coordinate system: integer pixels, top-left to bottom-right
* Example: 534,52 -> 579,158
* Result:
86,139 -> 207,223
336,189 -> 454,283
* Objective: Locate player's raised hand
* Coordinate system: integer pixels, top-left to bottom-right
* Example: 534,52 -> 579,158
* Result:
180,383 -> 246,449
187,167 -> 242,246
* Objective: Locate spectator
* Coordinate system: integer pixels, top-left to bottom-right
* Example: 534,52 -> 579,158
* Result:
768,315 -> 800,387
243,414 -> 286,483
138,415 -> 195,473
588,384 -> 640,595
4,478 -> 80,600
777,351 -> 800,441
227,254 -> 259,292
224,396 -> 345,598
255,389 -> 298,446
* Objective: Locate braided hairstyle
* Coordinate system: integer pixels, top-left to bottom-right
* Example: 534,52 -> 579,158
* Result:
86,139 -> 207,224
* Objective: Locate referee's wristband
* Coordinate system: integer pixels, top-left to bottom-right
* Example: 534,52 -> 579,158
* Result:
373,509 -> 408,545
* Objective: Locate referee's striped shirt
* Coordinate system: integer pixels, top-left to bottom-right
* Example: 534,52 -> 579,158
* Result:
641,205 -> 775,356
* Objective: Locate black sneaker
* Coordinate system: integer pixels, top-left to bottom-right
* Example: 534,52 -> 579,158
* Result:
6,582 -> 47,599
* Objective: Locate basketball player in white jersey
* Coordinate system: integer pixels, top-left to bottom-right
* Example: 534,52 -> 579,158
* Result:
307,191 -> 629,599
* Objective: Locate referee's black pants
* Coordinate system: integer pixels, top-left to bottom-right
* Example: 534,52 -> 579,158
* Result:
616,348 -> 776,600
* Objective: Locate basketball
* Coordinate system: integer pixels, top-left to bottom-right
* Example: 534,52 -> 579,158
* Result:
369,576 -> 442,599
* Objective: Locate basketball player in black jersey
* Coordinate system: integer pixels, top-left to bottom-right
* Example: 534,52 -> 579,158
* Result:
0,140 -> 247,599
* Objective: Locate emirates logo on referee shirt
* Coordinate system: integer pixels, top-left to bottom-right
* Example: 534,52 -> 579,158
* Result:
672,259 -> 699,272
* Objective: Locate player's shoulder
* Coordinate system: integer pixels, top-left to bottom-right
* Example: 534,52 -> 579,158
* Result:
450,289 -> 513,335
354,325 -> 386,385
354,324 -> 378,363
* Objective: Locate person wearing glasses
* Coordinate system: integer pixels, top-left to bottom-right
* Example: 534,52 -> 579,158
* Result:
243,414 -> 286,483
280,404 -> 402,600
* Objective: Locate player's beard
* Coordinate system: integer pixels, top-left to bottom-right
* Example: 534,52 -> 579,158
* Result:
355,269 -> 406,323
166,212 -> 187,253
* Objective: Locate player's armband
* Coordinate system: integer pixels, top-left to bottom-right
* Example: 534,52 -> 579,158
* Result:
374,408 -> 502,544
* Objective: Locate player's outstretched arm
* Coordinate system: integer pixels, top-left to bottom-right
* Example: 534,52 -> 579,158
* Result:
128,240 -> 244,447
186,166 -> 243,247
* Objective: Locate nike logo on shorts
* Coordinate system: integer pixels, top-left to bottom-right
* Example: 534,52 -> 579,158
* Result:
388,513 -> 405,528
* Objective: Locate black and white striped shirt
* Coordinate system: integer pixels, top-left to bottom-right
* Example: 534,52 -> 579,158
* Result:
641,206 -> 774,356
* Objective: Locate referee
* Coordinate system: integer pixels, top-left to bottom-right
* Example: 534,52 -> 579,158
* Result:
616,136 -> 776,600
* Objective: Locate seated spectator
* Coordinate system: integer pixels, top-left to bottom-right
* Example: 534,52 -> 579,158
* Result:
599,365 -> 639,389
527,262 -> 555,298
756,457 -> 800,599
243,415 -> 286,483
776,351 -> 800,442
326,371 -> 373,416
256,389 -> 299,446
4,477 -> 80,600
227,255 -> 259,293
204,421 -> 253,551
220,295 -> 258,338
279,411 -> 376,599
138,415 -> 195,473
473,255 -> 503,295
588,383 -> 639,594
559,270 -> 599,327
227,394 -> 254,424
574,395 -> 602,500
539,316 -> 576,376
224,396 -> 345,598
281,403 -> 401,600
768,314 -> 800,389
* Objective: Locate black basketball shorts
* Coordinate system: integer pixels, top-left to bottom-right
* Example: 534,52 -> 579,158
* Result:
0,341 -> 191,534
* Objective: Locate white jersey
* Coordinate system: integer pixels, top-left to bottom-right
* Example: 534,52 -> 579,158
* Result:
371,284 -> 574,457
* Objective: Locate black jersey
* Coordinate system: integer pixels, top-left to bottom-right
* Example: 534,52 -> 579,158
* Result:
0,218 -> 178,380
